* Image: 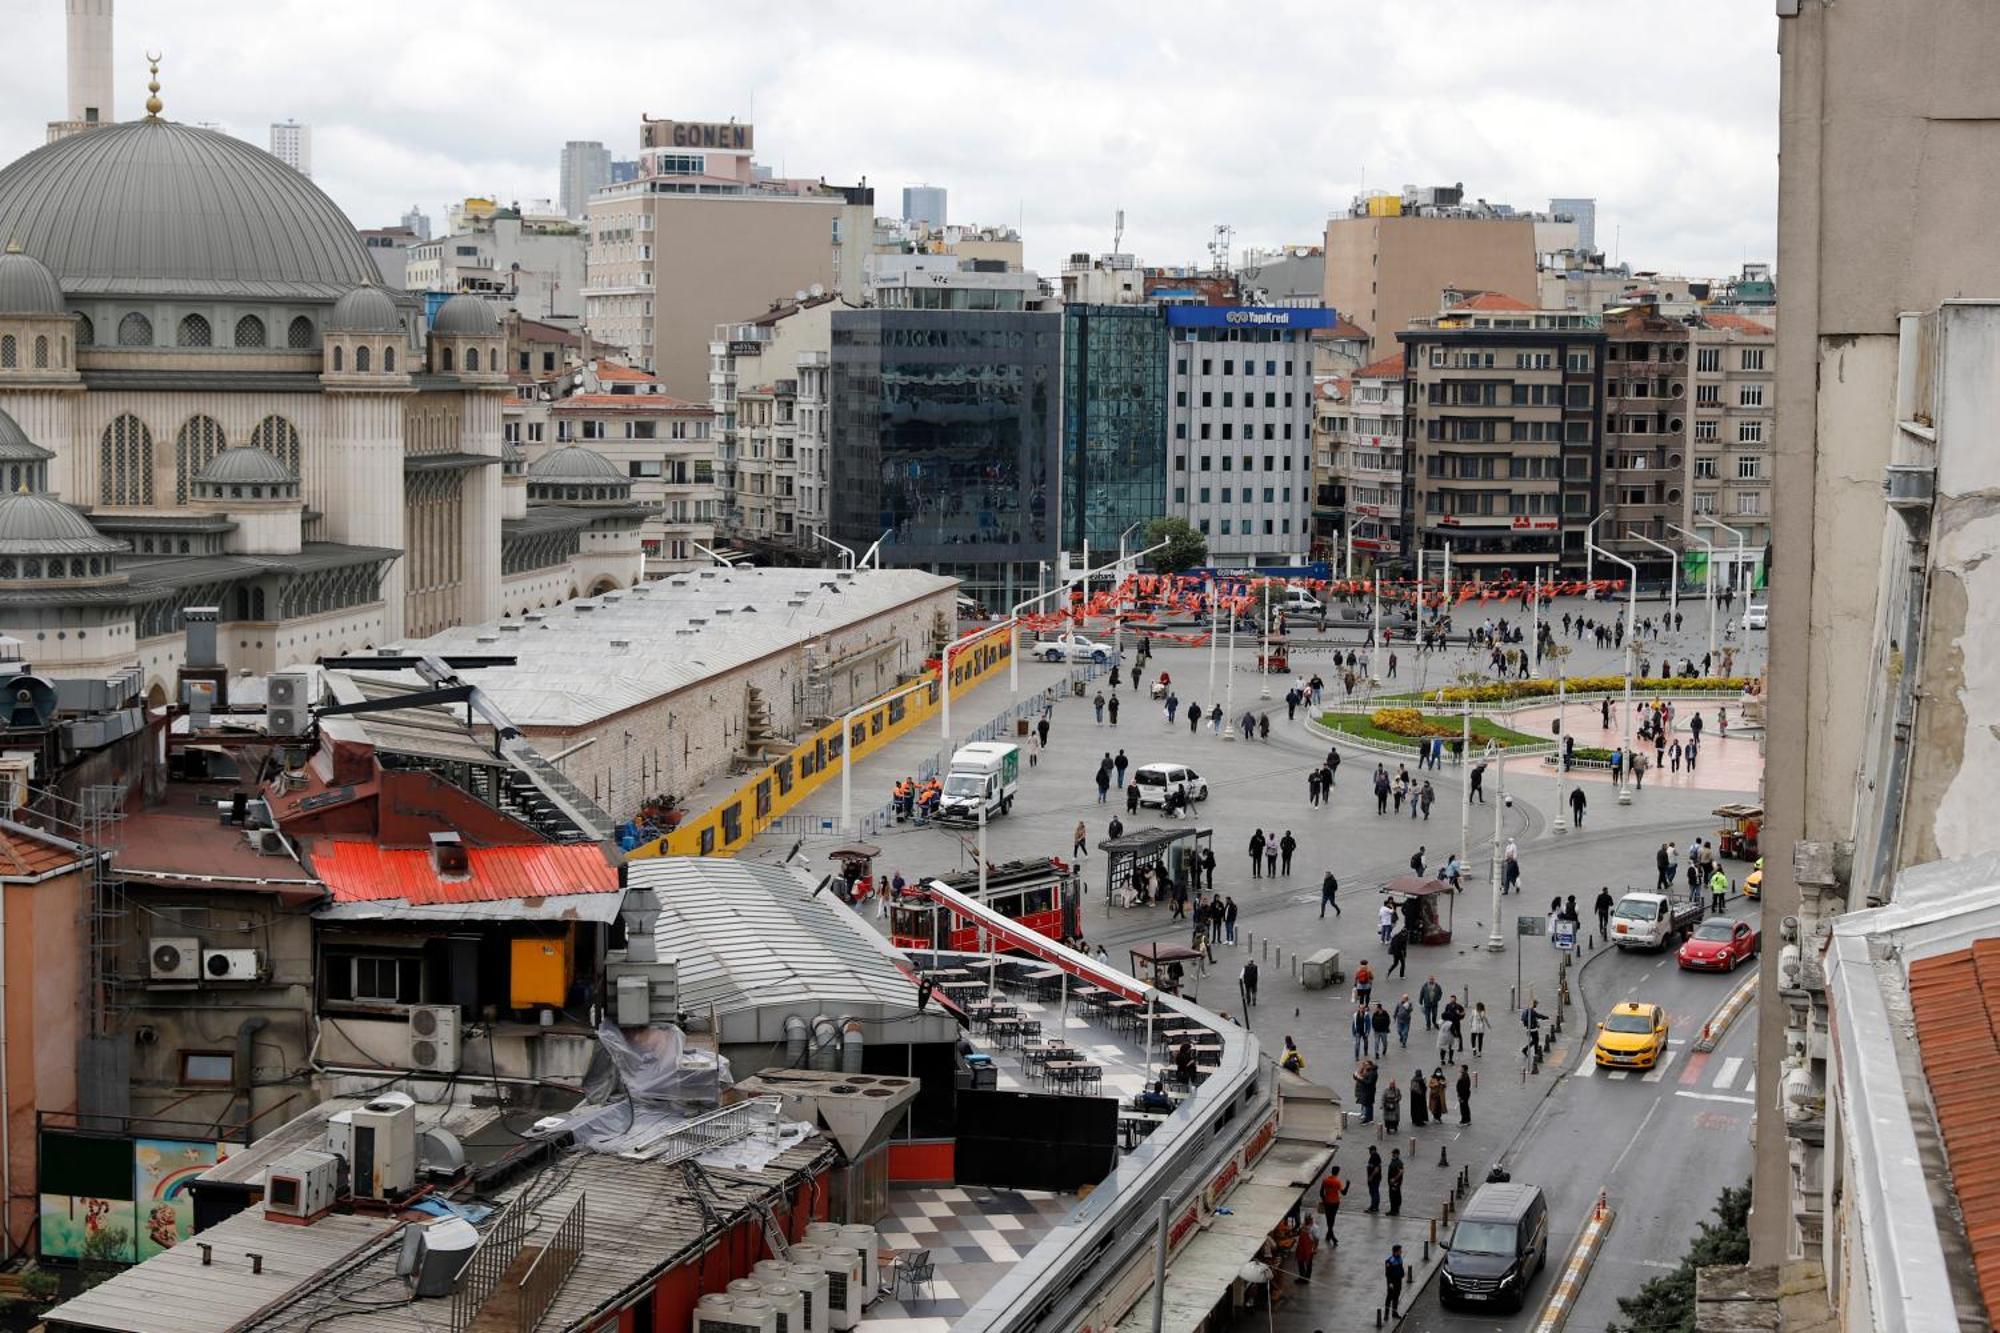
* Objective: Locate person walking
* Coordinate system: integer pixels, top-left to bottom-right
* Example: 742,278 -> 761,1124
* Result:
1350,1005 -> 1371,1062
1307,768 -> 1321,807
1371,1003 -> 1391,1057
1569,784 -> 1587,827
1470,760 -> 1487,803
1210,703 -> 1223,735
1365,1145 -> 1384,1213
1457,1063 -> 1473,1124
1384,1245 -> 1408,1319
1092,692 -> 1105,725
1187,700 -> 1201,735
1420,781 -> 1435,820
1595,886 -> 1615,940
1382,1076 -> 1403,1133
1374,766 -> 1392,815
1320,870 -> 1341,917
1504,839 -> 1521,895
1242,958 -> 1260,1008
1328,748 -> 1341,786
1419,976 -> 1444,1030
1386,1149 -> 1405,1217
1409,1067 -> 1429,1128
1095,765 -> 1111,804
1378,900 -> 1395,945
1387,927 -> 1409,978
1107,694 -> 1119,727
1393,994 -> 1413,1049
1279,830 -> 1297,875
1409,846 -> 1427,878
1319,1167 -> 1346,1248
1354,959 -> 1374,1008
1442,996 -> 1466,1060
1073,821 -> 1088,860
1656,840 -> 1675,893
1037,715 -> 1051,750
1223,895 -> 1239,944
1126,781 -> 1140,814
1470,1001 -> 1490,1057
1248,829 -> 1266,879
1295,1209 -> 1318,1283
1113,750 -> 1129,789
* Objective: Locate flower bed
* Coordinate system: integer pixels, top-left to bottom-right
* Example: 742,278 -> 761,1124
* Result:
1387,676 -> 1750,705
1321,708 -> 1542,750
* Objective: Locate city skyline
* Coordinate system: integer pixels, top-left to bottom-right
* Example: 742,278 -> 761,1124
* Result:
0,0 -> 1778,284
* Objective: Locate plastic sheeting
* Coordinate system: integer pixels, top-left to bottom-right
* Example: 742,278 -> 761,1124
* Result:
568,1021 -> 744,1155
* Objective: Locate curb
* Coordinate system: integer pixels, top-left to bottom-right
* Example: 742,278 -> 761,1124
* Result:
1532,1198 -> 1615,1332
1693,972 -> 1759,1052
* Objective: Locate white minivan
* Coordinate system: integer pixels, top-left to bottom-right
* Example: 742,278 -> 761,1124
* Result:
1133,763 -> 1209,808
1744,604 -> 1767,630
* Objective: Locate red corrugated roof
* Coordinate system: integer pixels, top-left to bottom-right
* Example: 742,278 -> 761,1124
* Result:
1356,353 -> 1406,379
1703,313 -> 1774,336
0,826 -> 83,879
1449,291 -> 1536,313
553,393 -> 708,412
311,840 -> 619,905
593,361 -> 654,382
1909,939 -> 2000,1327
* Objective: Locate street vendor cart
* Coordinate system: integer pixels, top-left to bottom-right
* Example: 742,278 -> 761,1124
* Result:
1382,874 -> 1455,946
1713,804 -> 1762,861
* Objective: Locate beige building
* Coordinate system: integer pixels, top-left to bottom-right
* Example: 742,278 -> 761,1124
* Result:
1685,314 -> 1773,586
1330,353 -> 1408,567
583,117 -> 872,399
1751,0 -> 2000,1321
1324,209 -> 1539,359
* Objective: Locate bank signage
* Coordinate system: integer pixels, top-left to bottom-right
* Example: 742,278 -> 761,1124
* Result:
1164,306 -> 1338,330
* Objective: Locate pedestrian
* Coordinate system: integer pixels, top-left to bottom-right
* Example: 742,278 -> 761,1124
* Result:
1428,1068 -> 1448,1121
1329,749 -> 1341,785
1092,691 -> 1105,725
1419,975 -> 1443,1030
1037,715 -> 1051,749
1670,739 -> 1683,772
1224,895 -> 1239,944
1350,1005 -> 1371,1061
1248,829 -> 1265,879
1354,959 -> 1374,1008
1569,784 -> 1586,827
1188,701 -> 1200,735
1107,814 -> 1124,841
1388,927 -> 1409,978
1321,871 -> 1340,917
1469,1002 -> 1489,1057
1382,1077 -> 1402,1134
1210,703 -> 1223,734
1307,768 -> 1321,807
1095,765 -> 1110,804
1602,697 -> 1612,731
1393,995 -> 1413,1048
1126,781 -> 1140,814
1409,1065 -> 1429,1126
1386,1150 -> 1405,1218
1295,1210 -> 1318,1283
1264,839 -> 1279,879
1202,846 -> 1217,893
1378,900 -> 1395,945
1319,1167 -> 1345,1247
1164,691 -> 1178,725
1108,694 -> 1119,727
1710,865 -> 1730,914
1520,1001 -> 1548,1062
1470,760 -> 1487,803
1420,781 -> 1435,820
1353,1057 -> 1377,1123
1279,830 -> 1297,875
1442,996 -> 1466,1059
1073,820 -> 1088,859
1504,839 -> 1521,894
1365,1145 -> 1384,1212
1242,958 -> 1260,1007
1546,896 -> 1561,942
1371,1003 -> 1391,1057
1410,846 -> 1426,878
1259,712 -> 1270,741
1286,688 -> 1299,722
1374,766 -> 1392,815
1457,1063 -> 1473,1124
1384,1244 -> 1407,1318
1595,886 -> 1615,940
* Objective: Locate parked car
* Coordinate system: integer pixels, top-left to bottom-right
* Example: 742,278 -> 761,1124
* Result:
1678,916 -> 1760,971
1744,603 -> 1768,630
1594,1000 -> 1669,1069
1440,1182 -> 1549,1312
1040,634 -> 1113,664
1132,763 -> 1208,808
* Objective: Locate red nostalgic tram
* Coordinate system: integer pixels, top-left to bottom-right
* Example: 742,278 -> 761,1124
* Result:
889,857 -> 1081,953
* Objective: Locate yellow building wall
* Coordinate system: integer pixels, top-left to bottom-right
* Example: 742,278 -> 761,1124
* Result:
631,622 -> 1015,859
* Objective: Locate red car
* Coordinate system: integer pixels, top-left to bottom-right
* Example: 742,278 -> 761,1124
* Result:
1677,917 -> 1760,971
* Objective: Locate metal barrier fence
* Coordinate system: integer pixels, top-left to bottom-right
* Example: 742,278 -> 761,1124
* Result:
450,1201 -> 527,1332
517,1193 -> 586,1333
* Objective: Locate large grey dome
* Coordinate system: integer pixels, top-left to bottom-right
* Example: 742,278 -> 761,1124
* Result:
528,445 -> 623,482
0,119 -> 380,300
431,294 -> 499,337
0,493 -> 122,555
328,286 -> 401,334
0,248 -> 63,315
196,446 -> 295,486
0,408 -> 53,463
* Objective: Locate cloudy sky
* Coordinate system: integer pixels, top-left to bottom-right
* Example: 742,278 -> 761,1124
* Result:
1,1 -> 1778,281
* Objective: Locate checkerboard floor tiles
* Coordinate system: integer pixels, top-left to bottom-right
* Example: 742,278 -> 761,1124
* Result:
862,1186 -> 1074,1325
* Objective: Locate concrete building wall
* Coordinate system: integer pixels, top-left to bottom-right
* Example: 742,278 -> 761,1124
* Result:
1323,217 -> 1538,358
5,864 -> 85,1248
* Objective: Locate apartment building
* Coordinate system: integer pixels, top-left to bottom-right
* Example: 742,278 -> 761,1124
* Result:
1686,314 -> 1773,588
403,207 -> 585,320
1318,353 -> 1407,568
1598,306 -> 1691,583
1398,293 -> 1604,575
584,117 -> 872,399
1311,375 -> 1348,553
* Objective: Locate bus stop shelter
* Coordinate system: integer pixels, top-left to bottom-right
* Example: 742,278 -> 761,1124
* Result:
1099,826 -> 1213,914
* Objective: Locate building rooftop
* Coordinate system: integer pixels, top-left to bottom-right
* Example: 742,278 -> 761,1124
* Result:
552,392 -> 707,412
1447,290 -> 1537,313
1701,312 -> 1775,336
308,838 -> 619,910
1355,352 -> 1406,379
1908,937 -> 2000,1327
395,566 -> 955,729
0,817 -> 88,880
112,783 -> 323,901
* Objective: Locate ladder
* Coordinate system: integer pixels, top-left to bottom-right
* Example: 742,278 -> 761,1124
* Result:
754,1199 -> 792,1261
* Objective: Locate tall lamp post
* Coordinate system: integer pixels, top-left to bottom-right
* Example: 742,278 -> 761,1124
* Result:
1114,521 -> 1143,660
1700,516 -> 1749,639
1588,539 -> 1639,804
1632,533 -> 1680,642
1547,645 -> 1572,833
1583,507 -> 1613,586
1668,523 -> 1717,665
1482,740 -> 1507,953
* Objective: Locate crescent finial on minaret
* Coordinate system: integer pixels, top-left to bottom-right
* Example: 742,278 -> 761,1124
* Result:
144,51 -> 163,119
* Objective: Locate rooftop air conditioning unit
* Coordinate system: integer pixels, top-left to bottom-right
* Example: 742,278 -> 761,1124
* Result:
267,672 -> 308,707
263,1149 -> 339,1224
150,937 -> 201,982
350,1096 -> 419,1200
266,706 -> 306,736
203,948 -> 262,982
408,1004 -> 461,1073
695,1294 -> 779,1333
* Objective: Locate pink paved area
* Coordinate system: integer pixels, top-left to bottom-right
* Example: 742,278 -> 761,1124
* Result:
1501,699 -> 1764,792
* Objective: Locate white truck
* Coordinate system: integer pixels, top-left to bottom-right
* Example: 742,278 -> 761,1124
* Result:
1608,891 -> 1704,951
936,742 -> 1021,823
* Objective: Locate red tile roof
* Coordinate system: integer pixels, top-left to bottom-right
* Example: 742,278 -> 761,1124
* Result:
1356,353 -> 1406,379
0,824 -> 84,880
593,361 -> 655,382
553,393 -> 709,413
1311,316 -> 1371,341
310,839 -> 619,906
1702,313 -> 1774,336
1448,291 -> 1536,313
1909,938 -> 2000,1327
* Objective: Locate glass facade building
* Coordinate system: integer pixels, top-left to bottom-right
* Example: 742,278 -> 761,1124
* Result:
1060,304 -> 1169,556
829,309 -> 1060,607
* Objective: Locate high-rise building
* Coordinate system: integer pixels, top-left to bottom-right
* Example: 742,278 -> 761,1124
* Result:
401,204 -> 431,241
1317,352 -> 1407,568
584,116 -> 873,399
1061,304 -> 1169,557
829,309 -> 1059,606
1324,186 -> 1542,358
1397,293 -> 1604,575
609,158 -> 640,185
1548,197 -> 1597,252
269,119 -> 310,176
560,140 -> 612,219
902,185 -> 947,230
48,0 -> 113,141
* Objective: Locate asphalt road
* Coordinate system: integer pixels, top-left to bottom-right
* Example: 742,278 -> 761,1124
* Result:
1394,907 -> 1759,1332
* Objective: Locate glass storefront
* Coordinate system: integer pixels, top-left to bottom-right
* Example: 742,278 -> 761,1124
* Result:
1061,304 -> 1169,556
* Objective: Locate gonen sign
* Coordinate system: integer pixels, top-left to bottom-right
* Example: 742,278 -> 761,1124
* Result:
641,118 -> 754,151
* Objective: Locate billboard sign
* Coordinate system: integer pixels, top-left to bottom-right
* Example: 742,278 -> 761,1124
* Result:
1163,306 -> 1338,331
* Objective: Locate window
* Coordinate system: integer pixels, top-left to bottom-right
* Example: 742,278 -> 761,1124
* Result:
32,336 -> 47,368
1566,350 -> 1592,373
328,953 -> 423,1004
1697,347 -> 1721,372
1736,455 -> 1762,479
98,414 -> 154,505
179,1051 -> 235,1086
1738,384 -> 1764,408
1694,457 -> 1718,479
249,415 -> 302,475
1200,455 -> 1212,471
0,336 -> 12,368
1566,384 -> 1591,408
1200,392 -> 1212,407
1694,419 -> 1718,442
1221,424 -> 1232,440
332,345 -> 342,371
1175,390 -> 1187,407
1175,423 -> 1187,439
383,346 -> 396,372
1199,423 -> 1211,439
174,415 -> 227,504
1738,421 -> 1764,444
629,459 -> 663,478
176,313 -> 212,347
440,346 -> 454,372
1220,519 -> 1232,535
1174,455 -> 1185,472
117,311 -> 153,346
465,347 -> 481,371
1176,359 -> 1188,374
1201,359 -> 1212,374
1220,488 -> 1232,503
354,344 -> 370,373
1740,348 -> 1766,371
1737,491 -> 1764,515
234,314 -> 266,348
287,315 -> 314,349
1173,487 -> 1185,503
1693,491 -> 1717,515
1198,487 -> 1211,503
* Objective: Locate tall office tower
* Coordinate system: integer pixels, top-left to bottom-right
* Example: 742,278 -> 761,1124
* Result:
401,205 -> 431,241
560,140 -> 612,219
270,119 -> 311,176
902,185 -> 947,230
1548,197 -> 1597,252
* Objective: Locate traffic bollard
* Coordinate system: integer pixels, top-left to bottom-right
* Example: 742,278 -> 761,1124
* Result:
1429,1219 -> 1437,1244
1409,1136 -> 1417,1158
1439,1143 -> 1450,1168
1423,1238 -> 1431,1262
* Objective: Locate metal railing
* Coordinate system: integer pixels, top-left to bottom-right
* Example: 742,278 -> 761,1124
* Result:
450,1203 -> 528,1333
517,1194 -> 587,1333
614,1096 -> 782,1165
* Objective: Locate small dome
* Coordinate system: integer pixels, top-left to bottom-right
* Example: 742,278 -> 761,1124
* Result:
327,286 -> 401,334
197,446 -> 295,487
0,248 -> 63,315
0,492 -> 123,555
432,294 -> 499,337
501,437 -> 525,468
528,444 -> 623,482
0,407 -> 53,463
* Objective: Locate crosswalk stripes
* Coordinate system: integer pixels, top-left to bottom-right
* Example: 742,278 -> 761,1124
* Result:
1711,1056 -> 1744,1089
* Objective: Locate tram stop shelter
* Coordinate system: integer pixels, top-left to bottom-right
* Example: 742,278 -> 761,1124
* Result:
1098,826 -> 1213,915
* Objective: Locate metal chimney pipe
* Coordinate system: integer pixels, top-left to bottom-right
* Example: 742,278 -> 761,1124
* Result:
182,606 -> 219,668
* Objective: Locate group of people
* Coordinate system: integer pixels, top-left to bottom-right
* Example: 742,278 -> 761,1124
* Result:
1370,762 -> 1438,819
890,775 -> 941,821
1304,746 -> 1343,805
1656,838 -> 1734,906
1246,828 -> 1300,878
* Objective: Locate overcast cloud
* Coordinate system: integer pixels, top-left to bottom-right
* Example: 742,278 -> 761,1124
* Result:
0,1 -> 1778,282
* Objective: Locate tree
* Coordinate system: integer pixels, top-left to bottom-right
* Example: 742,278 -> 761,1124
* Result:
1608,1180 -> 1751,1333
1145,517 -> 1207,576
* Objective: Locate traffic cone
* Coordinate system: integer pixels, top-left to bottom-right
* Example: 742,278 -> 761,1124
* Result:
1594,1189 -> 1608,1220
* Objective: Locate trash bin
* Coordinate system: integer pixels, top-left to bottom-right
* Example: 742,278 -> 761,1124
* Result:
1017,718 -> 1030,736
1073,680 -> 1086,698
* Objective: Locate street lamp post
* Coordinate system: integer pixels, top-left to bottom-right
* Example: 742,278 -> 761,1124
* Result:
1583,507 -> 1613,586
1458,695 -> 1473,872
1701,516 -> 1749,639
1589,540 -> 1639,805
810,531 -> 856,569
1483,740 -> 1506,953
1632,532 -> 1679,646
1530,568 -> 1541,677
1548,646 -> 1571,833
1114,522 -> 1143,660
1668,523 -> 1717,665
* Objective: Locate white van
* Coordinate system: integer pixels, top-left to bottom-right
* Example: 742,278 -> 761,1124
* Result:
1132,763 -> 1209,808
1744,604 -> 1767,631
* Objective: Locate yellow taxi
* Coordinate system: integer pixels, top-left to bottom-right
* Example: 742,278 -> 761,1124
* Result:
1595,1001 -> 1669,1069
1745,857 -> 1764,899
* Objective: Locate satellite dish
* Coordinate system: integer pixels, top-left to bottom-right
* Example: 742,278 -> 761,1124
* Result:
794,290 -> 809,303
808,282 -> 825,298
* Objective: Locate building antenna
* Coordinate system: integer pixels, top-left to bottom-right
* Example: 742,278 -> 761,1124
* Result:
1113,208 -> 1124,255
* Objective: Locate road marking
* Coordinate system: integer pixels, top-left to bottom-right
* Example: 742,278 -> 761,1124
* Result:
1712,1056 -> 1744,1090
1641,1050 -> 1677,1082
1745,1074 -> 1756,1095
1675,1090 -> 1753,1105
1532,1203 -> 1614,1333
1604,1069 -> 1629,1080
1608,1099 -> 1662,1174
1678,1051 -> 1711,1086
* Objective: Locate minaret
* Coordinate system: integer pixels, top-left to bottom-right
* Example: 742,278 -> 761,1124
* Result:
48,1 -> 114,141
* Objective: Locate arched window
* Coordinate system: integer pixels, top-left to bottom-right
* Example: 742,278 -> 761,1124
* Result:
176,314 -> 212,347
354,345 -> 370,373
174,415 -> 227,504
383,346 -> 395,372
98,414 -> 155,505
248,415 -> 301,476
0,336 -> 14,368
440,346 -> 454,373
332,345 -> 343,372
59,337 -> 67,367
117,312 -> 153,347
32,336 -> 47,369
465,347 -> 480,372
234,315 -> 266,348
287,315 -> 314,349
73,314 -> 92,347
252,588 -> 265,619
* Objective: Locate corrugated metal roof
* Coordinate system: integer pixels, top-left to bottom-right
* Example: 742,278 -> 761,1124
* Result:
1909,939 -> 2000,1327
310,839 -> 619,905
0,818 -> 86,881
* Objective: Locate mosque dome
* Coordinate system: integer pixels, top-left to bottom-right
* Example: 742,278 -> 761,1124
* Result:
327,286 -> 402,334
0,492 -> 122,555
0,119 -> 379,300
0,408 -> 54,463
196,446 -> 295,487
431,294 -> 500,337
0,247 -> 64,315
528,445 -> 623,482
